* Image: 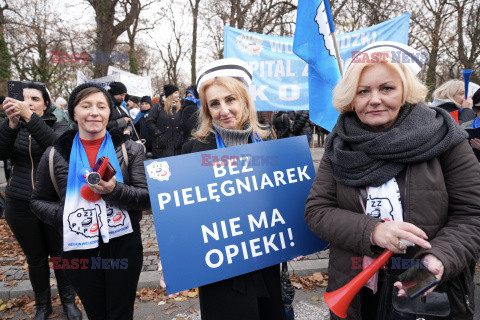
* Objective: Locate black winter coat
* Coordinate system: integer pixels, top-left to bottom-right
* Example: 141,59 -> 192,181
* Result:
182,134 -> 285,320
272,112 -> 291,139
292,110 -> 312,136
30,129 -> 150,227
0,112 -> 69,200
180,99 -> 199,141
146,102 -> 184,158
107,103 -> 134,134
435,101 -> 476,124
134,110 -> 153,153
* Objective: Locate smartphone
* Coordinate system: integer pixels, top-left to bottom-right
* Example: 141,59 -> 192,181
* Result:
92,156 -> 117,181
7,81 -> 24,101
397,262 -> 439,299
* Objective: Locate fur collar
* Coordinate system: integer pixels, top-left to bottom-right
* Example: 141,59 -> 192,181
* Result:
55,128 -> 128,162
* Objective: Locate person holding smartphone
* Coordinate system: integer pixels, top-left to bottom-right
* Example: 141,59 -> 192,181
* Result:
304,42 -> 480,319
0,81 -> 81,319
30,83 -> 150,319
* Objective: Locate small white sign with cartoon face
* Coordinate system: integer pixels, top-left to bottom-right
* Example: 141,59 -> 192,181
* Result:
147,161 -> 171,182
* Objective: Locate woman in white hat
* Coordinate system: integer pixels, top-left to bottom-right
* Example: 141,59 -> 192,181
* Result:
305,42 -> 480,319
182,58 -> 284,320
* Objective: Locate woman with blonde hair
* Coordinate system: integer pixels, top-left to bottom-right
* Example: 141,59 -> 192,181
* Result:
305,42 -> 480,319
182,58 -> 282,320
146,84 -> 184,158
431,79 -> 475,124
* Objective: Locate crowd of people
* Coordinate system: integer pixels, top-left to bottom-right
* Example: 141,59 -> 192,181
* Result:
0,40 -> 479,320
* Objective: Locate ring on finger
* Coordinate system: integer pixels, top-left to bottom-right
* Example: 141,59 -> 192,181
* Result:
396,240 -> 406,250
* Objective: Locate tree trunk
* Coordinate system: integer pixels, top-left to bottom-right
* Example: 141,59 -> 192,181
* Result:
190,0 -> 200,86
0,6 -> 11,94
89,0 -> 141,78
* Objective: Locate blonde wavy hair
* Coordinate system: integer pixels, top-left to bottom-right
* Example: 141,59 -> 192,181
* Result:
164,94 -> 181,115
192,77 -> 269,142
433,80 -> 464,107
333,61 -> 428,113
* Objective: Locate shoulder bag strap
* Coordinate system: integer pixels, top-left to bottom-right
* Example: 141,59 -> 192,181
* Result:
49,147 -> 60,197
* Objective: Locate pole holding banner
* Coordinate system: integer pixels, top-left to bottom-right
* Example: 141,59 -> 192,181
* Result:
462,69 -> 473,99
323,0 -> 343,77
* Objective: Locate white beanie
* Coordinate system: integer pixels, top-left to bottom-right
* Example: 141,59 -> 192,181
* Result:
196,58 -> 253,92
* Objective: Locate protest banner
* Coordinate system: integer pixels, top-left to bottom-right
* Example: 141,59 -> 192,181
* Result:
145,136 -> 327,294
76,70 -> 120,88
107,66 -> 152,97
224,13 -> 410,116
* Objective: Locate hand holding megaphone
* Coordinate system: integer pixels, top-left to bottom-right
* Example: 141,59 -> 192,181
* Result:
80,157 -> 117,201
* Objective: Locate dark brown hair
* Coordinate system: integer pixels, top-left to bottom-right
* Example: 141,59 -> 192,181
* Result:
73,87 -> 109,108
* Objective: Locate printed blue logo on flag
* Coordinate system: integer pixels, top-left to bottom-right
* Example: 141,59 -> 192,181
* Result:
144,137 -> 327,294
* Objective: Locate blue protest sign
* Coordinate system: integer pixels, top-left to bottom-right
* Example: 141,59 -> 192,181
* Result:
144,136 -> 327,294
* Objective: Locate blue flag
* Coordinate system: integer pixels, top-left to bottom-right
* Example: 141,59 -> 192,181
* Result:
293,0 -> 341,132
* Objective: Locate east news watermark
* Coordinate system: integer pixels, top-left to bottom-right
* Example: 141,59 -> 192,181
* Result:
50,51 -> 129,64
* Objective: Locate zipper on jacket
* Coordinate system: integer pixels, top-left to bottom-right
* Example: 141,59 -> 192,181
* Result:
7,165 -> 14,186
29,135 -> 34,190
403,166 -> 410,221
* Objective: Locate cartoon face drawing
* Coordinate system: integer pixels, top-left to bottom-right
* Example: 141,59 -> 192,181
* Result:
236,33 -> 263,56
106,203 -> 126,228
314,1 -> 335,57
68,204 -> 101,238
146,161 -> 171,182
365,197 -> 394,220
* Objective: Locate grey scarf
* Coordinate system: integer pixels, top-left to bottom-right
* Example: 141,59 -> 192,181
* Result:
324,103 -> 468,187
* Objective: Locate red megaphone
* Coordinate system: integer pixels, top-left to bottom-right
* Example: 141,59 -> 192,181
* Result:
80,157 -> 110,202
323,250 -> 393,318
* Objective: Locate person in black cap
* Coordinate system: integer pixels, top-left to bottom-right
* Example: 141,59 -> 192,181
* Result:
107,81 -> 134,136
134,96 -> 153,156
127,96 -> 140,119
0,82 -> 80,319
146,84 -> 184,158
31,82 -> 150,320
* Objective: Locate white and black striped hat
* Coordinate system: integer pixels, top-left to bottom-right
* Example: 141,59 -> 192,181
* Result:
344,41 -> 428,75
196,58 -> 253,92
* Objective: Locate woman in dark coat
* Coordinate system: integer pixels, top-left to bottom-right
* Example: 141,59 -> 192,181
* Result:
305,42 -> 480,319
146,84 -> 184,158
0,82 -> 80,319
30,83 -> 150,320
182,58 -> 284,320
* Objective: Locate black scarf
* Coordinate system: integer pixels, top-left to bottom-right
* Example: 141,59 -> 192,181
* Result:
324,103 -> 468,187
